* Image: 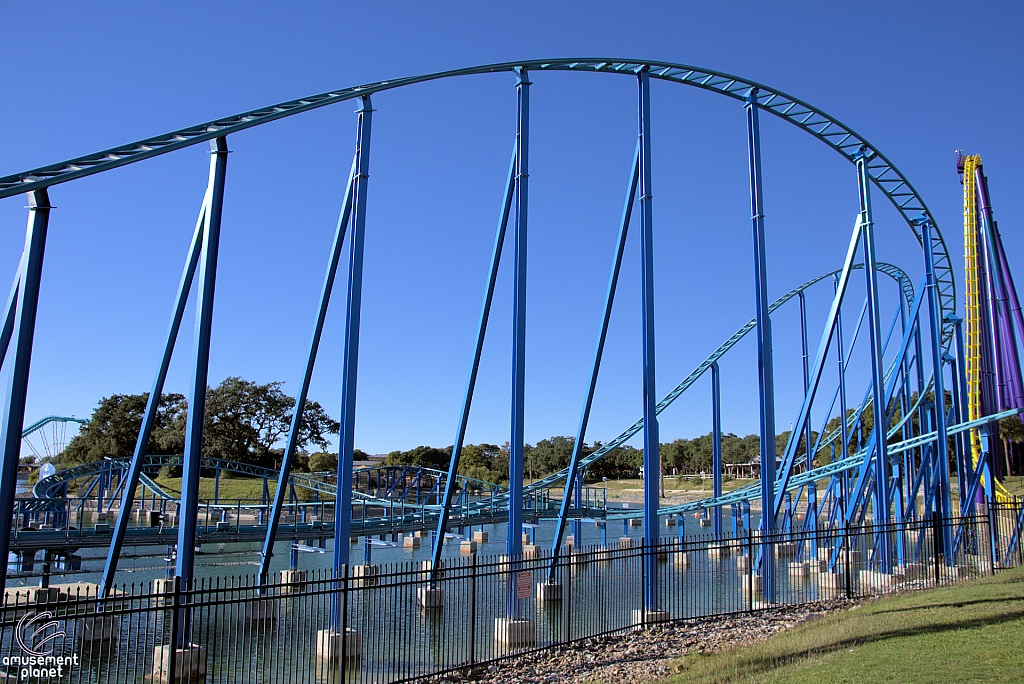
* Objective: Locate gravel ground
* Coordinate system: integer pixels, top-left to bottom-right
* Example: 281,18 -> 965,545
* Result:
425,598 -> 856,683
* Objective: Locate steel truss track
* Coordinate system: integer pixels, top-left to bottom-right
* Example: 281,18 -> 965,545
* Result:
0,59 -> 955,340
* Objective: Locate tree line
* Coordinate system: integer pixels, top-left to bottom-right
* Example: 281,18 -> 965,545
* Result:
59,377 -> 348,474
57,379 -> 1024,484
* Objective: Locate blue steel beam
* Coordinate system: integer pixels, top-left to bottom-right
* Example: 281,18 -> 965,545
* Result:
746,88 -> 777,602
0,189 -> 50,592
429,144 -> 518,584
638,68 -> 661,614
772,215 -> 864,521
257,150 -> 359,586
547,143 -> 639,580
507,67 -> 530,619
857,153 -> 892,572
711,361 -> 723,539
799,292 -> 817,555
920,219 -> 954,534
177,137 -> 229,588
0,275 -> 22,375
101,199 -> 207,597
334,96 -> 374,574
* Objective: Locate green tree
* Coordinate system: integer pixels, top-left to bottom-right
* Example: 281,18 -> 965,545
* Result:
203,377 -> 339,468
60,393 -> 187,468
308,451 -> 337,472
383,445 -> 451,470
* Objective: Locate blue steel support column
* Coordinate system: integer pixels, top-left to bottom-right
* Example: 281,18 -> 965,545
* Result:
507,68 -> 530,620
0,190 -> 50,592
799,292 -> 817,555
856,153 -> 891,574
920,219 -> 953,552
257,151 -> 358,586
429,145 -> 517,583
102,201 -> 206,596
334,97 -> 374,579
638,68 -> 661,614
177,137 -> 229,589
950,317 -> 972,515
547,144 -> 639,580
711,361 -> 723,539
835,275 -> 850,522
746,89 -> 777,602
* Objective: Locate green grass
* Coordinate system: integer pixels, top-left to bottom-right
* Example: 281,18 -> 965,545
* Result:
598,477 -> 755,495
136,476 -> 291,502
660,566 -> 1024,684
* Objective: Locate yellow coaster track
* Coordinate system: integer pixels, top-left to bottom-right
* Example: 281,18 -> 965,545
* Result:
962,154 -> 1011,502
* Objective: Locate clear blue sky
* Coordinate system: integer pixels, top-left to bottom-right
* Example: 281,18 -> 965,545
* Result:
0,2 -> 1021,455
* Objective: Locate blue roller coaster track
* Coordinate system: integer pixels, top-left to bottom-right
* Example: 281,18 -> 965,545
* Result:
1,60 -> 1019,631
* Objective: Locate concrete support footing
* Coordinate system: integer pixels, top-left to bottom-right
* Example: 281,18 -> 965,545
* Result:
403,535 -> 420,548
79,615 -> 119,642
808,559 -> 828,574
629,518 -> 643,527
674,552 -> 691,569
741,574 -> 764,596
631,608 -> 670,630
316,628 -> 362,660
536,582 -> 562,602
352,565 -> 379,587
153,644 -> 207,682
736,555 -> 750,571
522,544 -> 540,559
858,570 -> 895,592
817,571 -> 844,597
707,544 -> 731,559
460,540 -> 477,555
420,561 -> 444,580
699,518 -> 711,527
417,587 -> 444,609
151,578 -> 175,608
774,542 -> 798,558
787,561 -> 810,579
618,537 -> 634,549
494,618 -> 535,646
279,569 -> 307,594
245,598 -> 280,623
473,530 -> 489,543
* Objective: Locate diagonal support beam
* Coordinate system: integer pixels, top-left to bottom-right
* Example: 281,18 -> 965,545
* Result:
0,189 -> 51,592
547,143 -> 639,580
257,151 -> 359,586
334,96 -> 374,575
176,137 -> 229,593
101,201 -> 207,597
429,144 -> 517,584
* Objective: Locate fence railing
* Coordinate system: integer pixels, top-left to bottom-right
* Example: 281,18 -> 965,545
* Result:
1,505 -> 1022,683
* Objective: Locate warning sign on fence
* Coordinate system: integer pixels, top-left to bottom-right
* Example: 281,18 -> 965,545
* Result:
516,571 -> 531,599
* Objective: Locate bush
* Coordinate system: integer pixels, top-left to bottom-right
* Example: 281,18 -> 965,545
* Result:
690,476 -> 704,486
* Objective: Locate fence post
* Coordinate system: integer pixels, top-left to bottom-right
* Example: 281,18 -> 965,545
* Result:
843,522 -> 852,599
340,564 -> 349,679
746,530 -> 753,612
469,554 -> 477,666
988,501 -> 998,575
167,576 -> 181,684
563,547 -> 571,643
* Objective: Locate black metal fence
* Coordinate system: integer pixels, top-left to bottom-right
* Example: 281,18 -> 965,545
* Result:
2,505 -> 1021,683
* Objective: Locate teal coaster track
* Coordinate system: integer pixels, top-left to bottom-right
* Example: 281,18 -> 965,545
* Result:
3,60 -> 1019,624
